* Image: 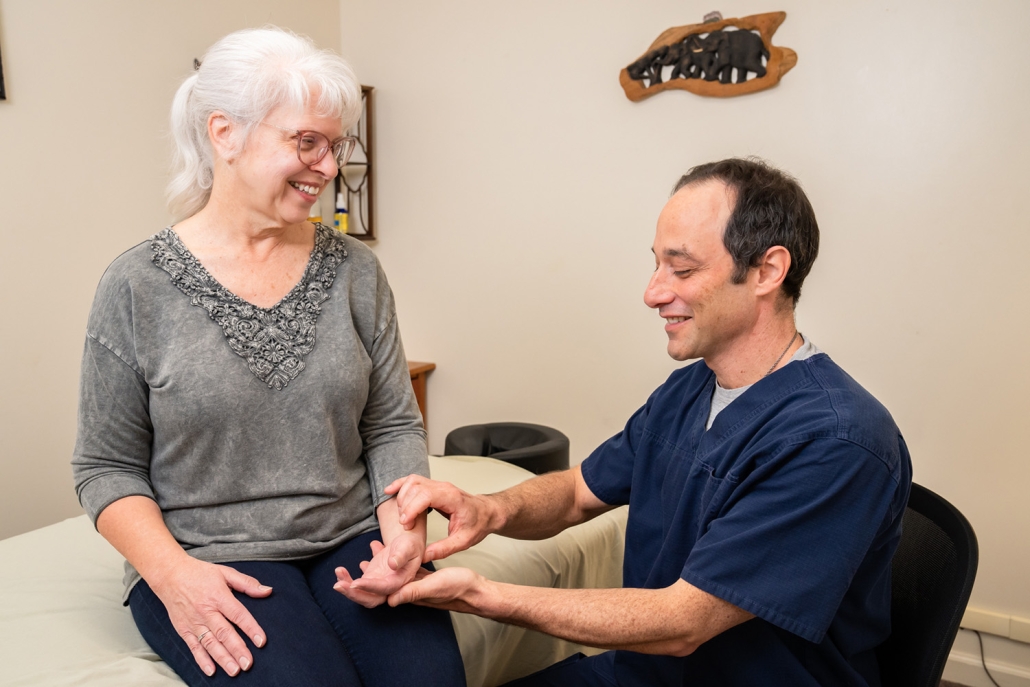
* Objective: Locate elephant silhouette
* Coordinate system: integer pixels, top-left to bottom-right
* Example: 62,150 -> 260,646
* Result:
626,28 -> 769,86
697,31 -> 726,81
671,34 -> 705,80
627,42 -> 692,85
651,41 -> 687,83
712,30 -> 769,84
626,45 -> 666,84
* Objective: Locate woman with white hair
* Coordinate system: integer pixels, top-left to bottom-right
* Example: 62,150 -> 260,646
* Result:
71,27 -> 465,685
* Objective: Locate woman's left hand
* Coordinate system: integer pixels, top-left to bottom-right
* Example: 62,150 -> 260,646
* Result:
333,531 -> 425,607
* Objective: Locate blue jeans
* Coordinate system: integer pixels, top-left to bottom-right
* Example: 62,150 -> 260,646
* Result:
129,530 -> 466,686
501,652 -> 618,687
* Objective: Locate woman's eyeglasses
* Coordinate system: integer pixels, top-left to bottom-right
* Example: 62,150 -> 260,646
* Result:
261,122 -> 357,168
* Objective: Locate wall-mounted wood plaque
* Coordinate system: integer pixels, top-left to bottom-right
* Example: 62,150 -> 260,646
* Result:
620,11 -> 796,101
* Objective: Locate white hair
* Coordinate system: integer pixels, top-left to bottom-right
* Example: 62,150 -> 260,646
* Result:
167,27 -> 362,221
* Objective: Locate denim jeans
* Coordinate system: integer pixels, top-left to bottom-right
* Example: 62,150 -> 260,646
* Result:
129,529 -> 466,686
501,652 -> 618,687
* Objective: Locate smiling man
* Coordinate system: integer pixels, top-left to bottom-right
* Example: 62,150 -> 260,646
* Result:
341,158 -> 913,687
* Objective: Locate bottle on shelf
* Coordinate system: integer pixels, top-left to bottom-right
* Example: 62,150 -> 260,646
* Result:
307,200 -> 322,225
335,192 -> 349,233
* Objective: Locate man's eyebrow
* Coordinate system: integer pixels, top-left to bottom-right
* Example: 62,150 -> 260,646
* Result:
652,246 -> 701,262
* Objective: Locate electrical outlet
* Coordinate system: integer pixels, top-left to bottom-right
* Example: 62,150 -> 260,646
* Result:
961,608 -> 1010,637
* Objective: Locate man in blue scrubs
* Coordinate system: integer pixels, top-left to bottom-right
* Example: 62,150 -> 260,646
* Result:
340,158 -> 912,687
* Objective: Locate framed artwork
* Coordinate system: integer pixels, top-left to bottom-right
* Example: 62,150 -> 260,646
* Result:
0,41 -> 6,100
335,85 -> 375,240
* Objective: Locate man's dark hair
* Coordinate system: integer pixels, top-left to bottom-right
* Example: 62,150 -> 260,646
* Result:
673,157 -> 819,307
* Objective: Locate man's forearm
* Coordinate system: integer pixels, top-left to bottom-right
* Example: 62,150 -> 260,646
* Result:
389,466 -> 614,562
487,466 -> 612,540
424,574 -> 752,657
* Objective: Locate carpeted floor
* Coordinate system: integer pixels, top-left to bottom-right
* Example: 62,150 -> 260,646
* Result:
941,681 -> 971,687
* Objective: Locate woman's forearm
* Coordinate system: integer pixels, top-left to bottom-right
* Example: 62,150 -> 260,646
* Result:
95,495 -> 189,587
377,497 -> 427,545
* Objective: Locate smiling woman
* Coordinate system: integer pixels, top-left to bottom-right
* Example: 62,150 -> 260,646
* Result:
70,26 -> 466,687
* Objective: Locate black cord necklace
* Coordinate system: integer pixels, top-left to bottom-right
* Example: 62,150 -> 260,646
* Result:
764,331 -> 799,377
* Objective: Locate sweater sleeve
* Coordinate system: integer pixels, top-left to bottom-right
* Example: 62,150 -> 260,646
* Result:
358,262 -> 428,507
71,333 -> 155,524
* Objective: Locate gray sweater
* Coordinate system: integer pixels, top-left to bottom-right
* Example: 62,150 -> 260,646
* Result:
72,224 -> 428,597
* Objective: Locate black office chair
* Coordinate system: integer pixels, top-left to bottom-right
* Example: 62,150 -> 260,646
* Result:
443,422 -> 570,475
876,482 -> 978,687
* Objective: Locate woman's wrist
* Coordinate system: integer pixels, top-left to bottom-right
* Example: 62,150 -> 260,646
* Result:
377,497 -> 427,545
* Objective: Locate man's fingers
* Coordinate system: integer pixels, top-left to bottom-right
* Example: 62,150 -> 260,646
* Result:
394,478 -> 464,523
384,475 -> 414,496
389,476 -> 427,512
396,491 -> 434,526
385,569 -> 440,607
424,532 -> 474,562
387,584 -> 418,607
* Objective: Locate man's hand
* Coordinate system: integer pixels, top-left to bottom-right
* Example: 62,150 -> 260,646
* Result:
387,566 -> 487,614
149,557 -> 271,678
333,532 -> 425,607
384,475 -> 498,561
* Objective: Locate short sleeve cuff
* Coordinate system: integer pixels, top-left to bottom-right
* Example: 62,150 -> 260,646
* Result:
682,568 -> 826,643
365,438 -> 429,507
76,473 -> 156,525
580,456 -> 623,507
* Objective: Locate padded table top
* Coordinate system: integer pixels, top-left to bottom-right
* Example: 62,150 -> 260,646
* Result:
0,455 -> 626,686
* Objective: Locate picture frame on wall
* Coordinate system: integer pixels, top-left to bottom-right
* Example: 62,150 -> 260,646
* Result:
0,41 -> 6,100
336,85 -> 375,239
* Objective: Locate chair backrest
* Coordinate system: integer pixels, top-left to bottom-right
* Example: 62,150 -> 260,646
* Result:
877,483 -> 978,687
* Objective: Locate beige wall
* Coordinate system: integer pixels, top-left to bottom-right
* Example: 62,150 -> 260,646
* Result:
336,0 -> 1030,670
1,0 -> 1028,676
0,0 -> 340,537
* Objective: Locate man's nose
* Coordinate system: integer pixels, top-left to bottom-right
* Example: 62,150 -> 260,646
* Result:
644,270 -> 671,309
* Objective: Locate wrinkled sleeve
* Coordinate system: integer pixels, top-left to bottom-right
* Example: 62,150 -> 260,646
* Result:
681,437 -> 899,643
71,333 -> 154,525
358,262 -> 428,508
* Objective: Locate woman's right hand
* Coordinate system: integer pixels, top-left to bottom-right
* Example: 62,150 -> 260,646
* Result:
96,496 -> 272,677
149,556 -> 272,677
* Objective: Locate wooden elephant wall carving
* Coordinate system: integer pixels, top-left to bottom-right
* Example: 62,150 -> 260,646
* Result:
620,11 -> 797,100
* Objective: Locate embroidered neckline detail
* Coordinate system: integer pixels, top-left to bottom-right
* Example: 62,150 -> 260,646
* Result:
150,223 -> 348,390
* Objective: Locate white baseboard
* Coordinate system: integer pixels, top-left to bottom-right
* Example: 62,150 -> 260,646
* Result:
945,630 -> 1030,687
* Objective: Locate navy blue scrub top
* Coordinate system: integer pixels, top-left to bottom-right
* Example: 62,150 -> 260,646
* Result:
581,354 -> 912,687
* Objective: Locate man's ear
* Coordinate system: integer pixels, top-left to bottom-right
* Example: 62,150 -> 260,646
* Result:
754,245 -> 791,298
207,112 -> 237,162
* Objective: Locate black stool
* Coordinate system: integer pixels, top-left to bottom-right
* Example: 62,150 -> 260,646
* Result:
443,422 -> 570,475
